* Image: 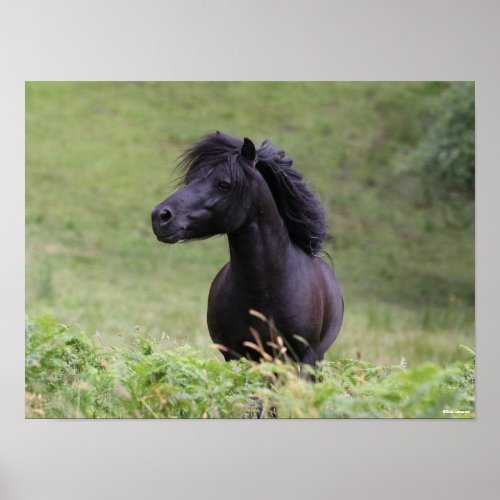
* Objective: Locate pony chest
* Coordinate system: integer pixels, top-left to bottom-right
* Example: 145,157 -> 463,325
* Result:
208,274 -> 311,333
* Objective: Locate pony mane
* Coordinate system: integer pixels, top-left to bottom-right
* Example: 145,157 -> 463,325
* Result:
178,132 -> 242,183
255,140 -> 328,255
178,132 -> 328,255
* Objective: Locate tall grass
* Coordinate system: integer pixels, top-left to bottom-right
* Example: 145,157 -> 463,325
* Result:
25,316 -> 475,419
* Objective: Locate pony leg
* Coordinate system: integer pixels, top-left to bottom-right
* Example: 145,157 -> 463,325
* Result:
299,350 -> 320,382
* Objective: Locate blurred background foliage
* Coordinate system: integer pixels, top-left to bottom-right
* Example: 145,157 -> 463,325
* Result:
409,81 -> 474,200
25,82 -> 474,366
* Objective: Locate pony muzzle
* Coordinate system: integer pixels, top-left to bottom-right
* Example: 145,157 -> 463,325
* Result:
151,205 -> 184,242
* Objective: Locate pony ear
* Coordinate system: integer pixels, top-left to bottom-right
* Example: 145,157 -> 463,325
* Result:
241,137 -> 256,163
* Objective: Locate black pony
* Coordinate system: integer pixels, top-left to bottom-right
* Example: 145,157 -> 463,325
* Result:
151,132 -> 343,365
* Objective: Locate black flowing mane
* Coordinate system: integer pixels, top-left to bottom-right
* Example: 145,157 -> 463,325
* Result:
178,132 -> 328,254
255,139 -> 328,254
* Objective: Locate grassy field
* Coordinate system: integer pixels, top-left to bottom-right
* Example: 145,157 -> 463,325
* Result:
26,81 -> 474,370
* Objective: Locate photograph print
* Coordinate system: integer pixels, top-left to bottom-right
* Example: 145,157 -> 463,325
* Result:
25,81 -> 475,418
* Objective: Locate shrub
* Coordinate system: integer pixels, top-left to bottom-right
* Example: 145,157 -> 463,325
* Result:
410,82 -> 475,201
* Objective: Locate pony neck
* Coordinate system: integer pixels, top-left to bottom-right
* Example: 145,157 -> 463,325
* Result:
227,183 -> 291,288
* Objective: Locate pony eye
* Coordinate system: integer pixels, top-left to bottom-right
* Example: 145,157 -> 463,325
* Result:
217,180 -> 231,191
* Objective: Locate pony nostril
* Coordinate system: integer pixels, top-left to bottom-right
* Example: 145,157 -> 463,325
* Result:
159,207 -> 173,224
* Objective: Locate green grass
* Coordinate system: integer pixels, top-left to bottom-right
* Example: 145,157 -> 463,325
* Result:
26,81 -> 474,369
25,316 -> 475,419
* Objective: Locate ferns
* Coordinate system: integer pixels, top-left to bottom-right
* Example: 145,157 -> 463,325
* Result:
25,316 -> 475,419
